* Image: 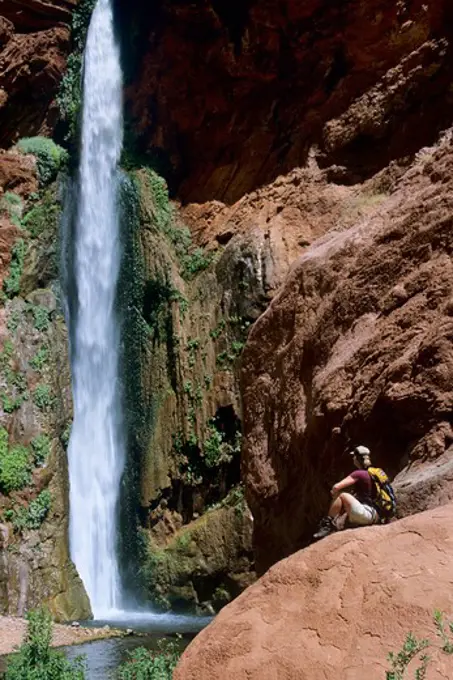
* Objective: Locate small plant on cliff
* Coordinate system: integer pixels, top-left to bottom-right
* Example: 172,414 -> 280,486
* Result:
33,384 -> 53,410
386,632 -> 430,679
16,137 -> 68,187
11,490 -> 52,532
0,437 -> 32,493
115,639 -> 180,680
0,191 -> 23,227
3,607 -> 86,679
22,189 -> 61,238
30,346 -> 50,372
3,238 -> 26,298
31,434 -> 51,466
30,304 -> 50,332
433,610 -> 453,654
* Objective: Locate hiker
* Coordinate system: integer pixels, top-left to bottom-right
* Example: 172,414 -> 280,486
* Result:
313,445 -> 396,540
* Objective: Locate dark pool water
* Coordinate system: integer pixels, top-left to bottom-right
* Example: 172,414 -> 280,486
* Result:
0,613 -> 211,679
63,634 -> 186,679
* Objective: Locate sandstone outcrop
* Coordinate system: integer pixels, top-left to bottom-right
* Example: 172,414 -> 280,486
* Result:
123,0 -> 453,203
241,131 -> 453,571
175,504 -> 453,680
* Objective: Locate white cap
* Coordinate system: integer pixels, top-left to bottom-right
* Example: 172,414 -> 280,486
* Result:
350,445 -> 371,457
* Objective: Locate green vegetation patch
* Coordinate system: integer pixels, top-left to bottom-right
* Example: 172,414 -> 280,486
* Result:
3,608 -> 85,679
116,640 -> 181,680
3,238 -> 26,298
0,191 -> 24,227
138,169 -> 213,280
22,188 -> 61,238
7,490 -> 52,533
0,429 -> 32,493
30,346 -> 49,372
33,384 -> 53,410
386,610 -> 453,679
57,0 -> 96,142
31,434 -> 51,466
16,137 -> 68,187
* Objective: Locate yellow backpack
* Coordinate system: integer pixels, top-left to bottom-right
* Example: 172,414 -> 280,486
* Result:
368,467 -> 397,522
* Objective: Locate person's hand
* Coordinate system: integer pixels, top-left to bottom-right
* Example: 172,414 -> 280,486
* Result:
330,485 -> 338,497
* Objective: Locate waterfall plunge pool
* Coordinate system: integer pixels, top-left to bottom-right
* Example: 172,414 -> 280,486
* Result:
0,613 -> 211,678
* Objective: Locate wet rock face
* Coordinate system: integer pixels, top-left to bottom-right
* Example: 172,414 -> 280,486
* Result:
123,0 -> 453,203
174,504 -> 453,680
240,135 -> 453,572
0,0 -> 72,147
0,166 -> 91,621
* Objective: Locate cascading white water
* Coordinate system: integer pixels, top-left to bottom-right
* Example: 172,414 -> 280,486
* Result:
67,0 -> 124,617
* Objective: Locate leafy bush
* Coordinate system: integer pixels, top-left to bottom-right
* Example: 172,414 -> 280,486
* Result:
30,346 -> 49,372
386,611 -> 453,679
115,640 -> 180,680
11,490 -> 52,532
0,443 -> 31,493
16,137 -> 68,186
31,434 -> 51,465
0,192 -> 23,227
22,190 -> 60,238
4,607 -> 86,679
0,392 -> 24,413
33,384 -> 53,410
3,239 -> 26,298
30,305 -> 50,332
203,427 -> 225,468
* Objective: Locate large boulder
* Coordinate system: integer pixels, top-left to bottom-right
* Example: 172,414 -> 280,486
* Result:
175,504 -> 453,680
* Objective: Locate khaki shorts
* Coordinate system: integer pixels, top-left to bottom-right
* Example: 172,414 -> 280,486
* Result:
348,497 -> 379,526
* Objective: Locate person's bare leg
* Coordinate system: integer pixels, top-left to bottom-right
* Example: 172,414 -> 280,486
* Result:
328,493 -> 356,524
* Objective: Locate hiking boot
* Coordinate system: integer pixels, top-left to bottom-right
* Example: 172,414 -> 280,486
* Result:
313,516 -> 337,540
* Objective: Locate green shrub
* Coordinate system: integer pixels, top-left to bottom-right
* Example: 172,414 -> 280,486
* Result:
203,427 -> 225,468
22,190 -> 60,238
16,137 -> 68,186
30,346 -> 49,371
3,239 -> 26,298
0,339 -> 14,366
386,611 -> 453,679
0,392 -> 24,413
0,427 -> 8,457
7,310 -> 21,333
4,607 -> 86,679
115,640 -> 180,680
31,434 -> 51,466
30,305 -> 50,332
0,191 -> 23,226
0,443 -> 31,493
33,384 -> 53,410
12,490 -> 52,532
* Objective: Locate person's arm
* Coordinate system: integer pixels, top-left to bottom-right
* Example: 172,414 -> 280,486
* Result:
330,475 -> 356,497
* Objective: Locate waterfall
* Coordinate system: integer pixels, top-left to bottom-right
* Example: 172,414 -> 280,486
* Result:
67,0 -> 125,617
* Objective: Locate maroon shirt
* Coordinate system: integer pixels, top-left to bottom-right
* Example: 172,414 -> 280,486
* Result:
350,470 -> 376,504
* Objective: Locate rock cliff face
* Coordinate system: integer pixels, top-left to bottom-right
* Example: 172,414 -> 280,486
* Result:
175,504 -> 453,680
123,0 -> 453,203
241,133 -> 453,572
0,0 -> 73,147
0,152 -> 90,620
2,0 -> 453,620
